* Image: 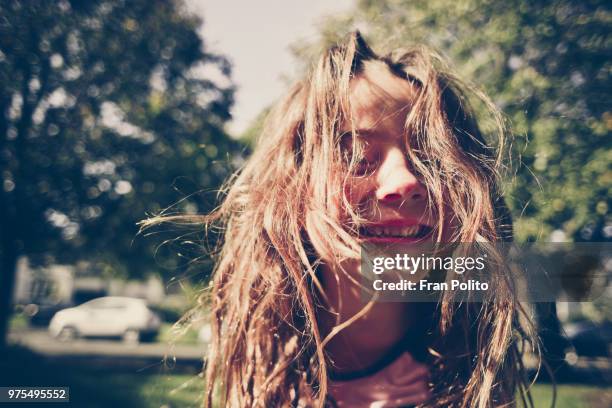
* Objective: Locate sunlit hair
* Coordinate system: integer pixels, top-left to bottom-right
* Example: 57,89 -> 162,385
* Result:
143,31 -> 538,407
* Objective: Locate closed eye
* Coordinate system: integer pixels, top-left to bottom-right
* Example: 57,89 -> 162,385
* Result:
339,129 -> 381,176
354,156 -> 378,176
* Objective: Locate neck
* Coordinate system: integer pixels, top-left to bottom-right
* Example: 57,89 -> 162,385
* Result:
317,261 -> 430,374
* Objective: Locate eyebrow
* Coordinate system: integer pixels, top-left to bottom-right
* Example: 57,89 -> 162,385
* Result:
338,129 -> 379,153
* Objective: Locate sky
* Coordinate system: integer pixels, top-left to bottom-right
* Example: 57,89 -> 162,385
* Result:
184,0 -> 354,135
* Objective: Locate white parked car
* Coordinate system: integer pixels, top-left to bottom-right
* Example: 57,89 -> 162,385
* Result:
49,296 -> 161,344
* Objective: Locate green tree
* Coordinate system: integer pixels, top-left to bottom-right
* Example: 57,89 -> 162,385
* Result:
0,0 -> 241,346
294,0 -> 611,242
290,0 -> 610,377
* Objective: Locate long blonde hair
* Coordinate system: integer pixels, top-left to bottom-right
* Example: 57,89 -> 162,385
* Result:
143,31 -> 537,408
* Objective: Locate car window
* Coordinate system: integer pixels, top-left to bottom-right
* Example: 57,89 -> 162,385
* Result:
82,298 -> 129,310
81,298 -> 110,309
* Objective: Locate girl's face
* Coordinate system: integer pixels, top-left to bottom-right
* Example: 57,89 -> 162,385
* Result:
343,62 -> 436,244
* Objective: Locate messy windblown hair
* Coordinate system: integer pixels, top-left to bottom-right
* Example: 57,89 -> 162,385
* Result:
143,31 -> 538,407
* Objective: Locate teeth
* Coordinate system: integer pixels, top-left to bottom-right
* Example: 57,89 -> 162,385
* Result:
364,225 -> 424,237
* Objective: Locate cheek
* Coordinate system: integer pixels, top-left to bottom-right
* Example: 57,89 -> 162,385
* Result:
344,177 -> 373,209
327,179 -> 367,225
305,211 -> 334,262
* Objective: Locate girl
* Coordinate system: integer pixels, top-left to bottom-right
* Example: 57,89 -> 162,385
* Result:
146,31 -> 537,407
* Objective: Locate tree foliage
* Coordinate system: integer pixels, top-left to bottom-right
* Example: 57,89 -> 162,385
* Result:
0,0 -> 242,343
293,0 -> 611,242
0,0 -> 241,272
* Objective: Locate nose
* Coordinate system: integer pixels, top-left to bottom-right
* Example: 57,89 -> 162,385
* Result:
376,149 -> 425,204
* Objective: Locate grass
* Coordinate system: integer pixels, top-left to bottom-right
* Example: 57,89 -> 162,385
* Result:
528,384 -> 612,408
1,345 -> 610,407
0,345 -> 203,408
8,313 -> 28,331
137,374 -> 205,407
156,322 -> 199,345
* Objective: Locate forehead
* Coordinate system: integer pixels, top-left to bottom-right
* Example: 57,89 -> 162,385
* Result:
345,60 -> 418,133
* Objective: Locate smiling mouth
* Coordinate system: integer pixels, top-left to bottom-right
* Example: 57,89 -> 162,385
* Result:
359,224 -> 433,239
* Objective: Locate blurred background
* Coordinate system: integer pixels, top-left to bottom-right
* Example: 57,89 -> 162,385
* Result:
0,0 -> 610,406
